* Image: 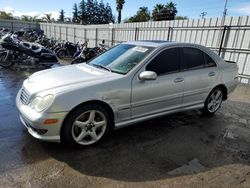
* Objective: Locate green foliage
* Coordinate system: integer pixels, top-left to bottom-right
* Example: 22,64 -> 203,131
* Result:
43,13 -> 53,23
152,1 -> 178,21
127,7 -> 151,23
58,9 -> 65,22
20,15 -> 38,22
78,0 -> 114,24
79,0 -> 86,24
72,3 -> 80,23
0,11 -> 14,20
116,0 -> 125,23
175,15 -> 188,20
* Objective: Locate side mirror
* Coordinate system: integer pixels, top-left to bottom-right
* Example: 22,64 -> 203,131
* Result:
139,71 -> 157,81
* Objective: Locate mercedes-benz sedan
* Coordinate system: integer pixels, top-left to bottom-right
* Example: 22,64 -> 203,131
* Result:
16,41 -> 239,146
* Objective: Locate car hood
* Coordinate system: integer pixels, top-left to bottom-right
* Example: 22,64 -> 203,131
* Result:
24,64 -> 118,94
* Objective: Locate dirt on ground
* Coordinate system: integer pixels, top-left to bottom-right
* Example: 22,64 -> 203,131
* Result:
0,64 -> 250,188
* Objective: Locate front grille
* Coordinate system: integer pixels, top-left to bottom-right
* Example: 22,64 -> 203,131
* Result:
20,88 -> 30,105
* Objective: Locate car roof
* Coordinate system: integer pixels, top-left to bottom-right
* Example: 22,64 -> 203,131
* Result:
124,40 -> 172,47
124,40 -> 206,49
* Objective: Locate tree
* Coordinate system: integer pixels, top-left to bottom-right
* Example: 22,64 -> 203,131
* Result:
116,0 -> 125,23
127,7 -> 150,23
72,3 -> 80,23
175,15 -> 188,20
58,9 -> 65,22
0,11 -> 14,20
85,0 -> 95,24
79,0 -> 86,24
21,15 -> 31,21
104,3 -> 115,23
43,13 -> 52,23
152,1 -> 177,21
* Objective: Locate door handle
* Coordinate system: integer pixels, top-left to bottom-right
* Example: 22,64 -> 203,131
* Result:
208,72 -> 216,77
174,78 -> 184,83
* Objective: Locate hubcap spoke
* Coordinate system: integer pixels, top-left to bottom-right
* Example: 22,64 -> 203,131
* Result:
208,101 -> 213,109
215,91 -> 222,100
88,111 -> 95,122
76,130 -> 88,142
94,121 -> 106,129
89,131 -> 98,140
74,120 -> 88,128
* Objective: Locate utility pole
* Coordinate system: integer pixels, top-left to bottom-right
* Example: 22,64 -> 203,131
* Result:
200,12 -> 207,19
223,0 -> 228,18
222,0 -> 228,25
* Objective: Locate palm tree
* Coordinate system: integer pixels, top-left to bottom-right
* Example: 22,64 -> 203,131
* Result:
43,13 -> 52,23
152,4 -> 164,21
116,0 -> 125,23
152,2 -> 177,21
0,11 -> 14,19
165,1 -> 177,20
21,15 -> 31,21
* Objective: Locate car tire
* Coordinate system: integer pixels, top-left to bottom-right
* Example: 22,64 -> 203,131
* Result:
61,104 -> 112,147
203,87 -> 223,116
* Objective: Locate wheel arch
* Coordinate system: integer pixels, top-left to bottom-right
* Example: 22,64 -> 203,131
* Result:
61,100 -> 115,132
210,84 -> 228,101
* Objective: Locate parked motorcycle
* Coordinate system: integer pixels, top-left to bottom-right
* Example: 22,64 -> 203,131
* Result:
56,41 -> 78,59
0,34 -> 59,68
71,43 -> 109,64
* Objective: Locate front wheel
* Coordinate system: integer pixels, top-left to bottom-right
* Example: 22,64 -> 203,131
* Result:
61,104 -> 112,147
0,51 -> 14,68
203,87 -> 223,116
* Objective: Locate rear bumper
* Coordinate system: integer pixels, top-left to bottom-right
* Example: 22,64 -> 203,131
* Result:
226,78 -> 239,98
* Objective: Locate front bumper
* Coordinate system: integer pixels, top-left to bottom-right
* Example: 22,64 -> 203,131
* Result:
16,93 -> 68,142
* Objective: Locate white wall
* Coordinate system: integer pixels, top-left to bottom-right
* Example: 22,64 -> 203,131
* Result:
40,16 -> 250,84
0,19 -> 39,31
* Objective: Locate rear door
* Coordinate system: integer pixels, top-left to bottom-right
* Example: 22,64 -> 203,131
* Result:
182,47 -> 218,107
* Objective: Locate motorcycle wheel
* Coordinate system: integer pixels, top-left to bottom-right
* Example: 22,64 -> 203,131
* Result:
0,51 -> 14,68
71,57 -> 85,64
57,49 -> 66,59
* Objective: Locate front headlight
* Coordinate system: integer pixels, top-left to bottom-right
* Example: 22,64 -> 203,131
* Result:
30,94 -> 54,112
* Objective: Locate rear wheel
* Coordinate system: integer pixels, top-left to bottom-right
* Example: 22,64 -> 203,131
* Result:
203,87 -> 223,115
0,51 -> 14,68
56,49 -> 66,59
61,104 -> 112,147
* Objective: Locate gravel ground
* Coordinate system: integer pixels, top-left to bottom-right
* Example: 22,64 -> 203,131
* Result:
0,63 -> 249,188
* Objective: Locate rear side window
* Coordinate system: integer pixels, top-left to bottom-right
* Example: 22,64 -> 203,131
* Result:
183,47 -> 205,69
146,48 -> 180,75
204,53 -> 216,67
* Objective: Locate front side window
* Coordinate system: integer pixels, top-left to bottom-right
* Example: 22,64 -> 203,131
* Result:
88,44 -> 154,74
146,48 -> 181,75
183,47 -> 205,70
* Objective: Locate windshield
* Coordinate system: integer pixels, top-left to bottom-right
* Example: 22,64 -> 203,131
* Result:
88,44 -> 154,74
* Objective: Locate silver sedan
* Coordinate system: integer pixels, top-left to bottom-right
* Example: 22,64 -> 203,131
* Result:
16,41 -> 239,147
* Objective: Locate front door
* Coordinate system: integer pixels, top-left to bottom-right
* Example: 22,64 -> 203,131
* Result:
131,47 -> 184,119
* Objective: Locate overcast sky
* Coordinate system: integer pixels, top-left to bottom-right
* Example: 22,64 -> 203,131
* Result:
1,0 -> 250,20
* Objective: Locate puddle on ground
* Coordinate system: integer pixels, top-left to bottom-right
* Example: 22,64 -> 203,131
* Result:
168,158 -> 206,176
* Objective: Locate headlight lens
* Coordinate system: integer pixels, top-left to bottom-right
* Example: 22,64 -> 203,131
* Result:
30,94 -> 54,112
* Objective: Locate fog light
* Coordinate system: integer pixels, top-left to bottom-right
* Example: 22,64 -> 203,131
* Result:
44,119 -> 58,125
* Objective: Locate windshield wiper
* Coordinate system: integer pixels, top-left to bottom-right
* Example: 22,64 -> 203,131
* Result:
92,64 -> 111,72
